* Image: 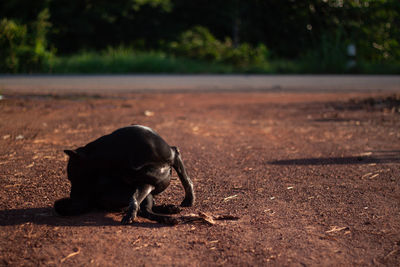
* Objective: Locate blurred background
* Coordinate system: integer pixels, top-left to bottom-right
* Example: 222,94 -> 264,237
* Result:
1,0 -> 399,74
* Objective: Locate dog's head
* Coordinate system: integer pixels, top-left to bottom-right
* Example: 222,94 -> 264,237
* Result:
64,149 -> 92,200
54,150 -> 93,216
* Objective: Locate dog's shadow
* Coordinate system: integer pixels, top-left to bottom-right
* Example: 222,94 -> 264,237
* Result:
269,150 -> 400,165
0,207 -> 169,228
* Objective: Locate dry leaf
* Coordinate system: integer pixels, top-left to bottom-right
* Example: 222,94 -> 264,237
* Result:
362,172 -> 373,178
369,174 -> 379,179
198,212 -> 216,225
223,195 -> 238,202
26,163 -> 35,168
180,212 -> 240,225
326,226 -> 349,233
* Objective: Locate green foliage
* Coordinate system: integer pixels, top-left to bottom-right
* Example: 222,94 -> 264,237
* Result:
223,42 -> 269,66
353,0 -> 400,62
0,9 -> 53,73
353,61 -> 400,74
132,0 -> 172,11
48,47 -> 233,74
169,26 -> 268,66
1,0 -> 399,74
46,48 -> 400,74
301,31 -> 348,73
169,26 -> 221,61
0,18 -> 27,72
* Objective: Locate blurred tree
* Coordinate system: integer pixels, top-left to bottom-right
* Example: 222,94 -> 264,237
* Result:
48,0 -> 172,53
0,0 -> 399,62
0,0 -> 50,23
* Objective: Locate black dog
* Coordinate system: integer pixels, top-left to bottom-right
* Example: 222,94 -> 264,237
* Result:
54,125 -> 195,225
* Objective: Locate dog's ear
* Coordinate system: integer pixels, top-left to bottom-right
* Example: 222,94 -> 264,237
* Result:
64,150 -> 78,158
64,149 -> 87,160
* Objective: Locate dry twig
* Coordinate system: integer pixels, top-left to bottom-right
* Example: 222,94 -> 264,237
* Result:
60,248 -> 81,263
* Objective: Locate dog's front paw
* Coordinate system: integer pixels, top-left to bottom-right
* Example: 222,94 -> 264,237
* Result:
121,213 -> 134,224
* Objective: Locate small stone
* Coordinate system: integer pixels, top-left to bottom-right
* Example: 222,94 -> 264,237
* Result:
144,110 -> 154,117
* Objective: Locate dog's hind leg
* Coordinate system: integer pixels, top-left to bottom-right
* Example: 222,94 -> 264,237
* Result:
171,146 -> 195,207
121,184 -> 154,224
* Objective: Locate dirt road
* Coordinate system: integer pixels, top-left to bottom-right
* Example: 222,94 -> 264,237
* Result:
1,74 -> 400,93
0,86 -> 400,265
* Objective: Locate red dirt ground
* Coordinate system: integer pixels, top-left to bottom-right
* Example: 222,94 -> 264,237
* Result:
0,91 -> 399,266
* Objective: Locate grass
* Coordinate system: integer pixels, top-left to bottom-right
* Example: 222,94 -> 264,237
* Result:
238,60 -> 400,75
352,61 -> 400,74
46,49 -> 234,74
36,47 -> 400,75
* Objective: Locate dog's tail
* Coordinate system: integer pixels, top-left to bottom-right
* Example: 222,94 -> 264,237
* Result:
171,146 -> 195,207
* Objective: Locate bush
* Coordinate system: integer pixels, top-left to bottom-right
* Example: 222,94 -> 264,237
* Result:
0,9 -> 53,73
48,47 -> 234,74
169,26 -> 224,61
0,18 -> 27,72
169,26 -> 268,66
